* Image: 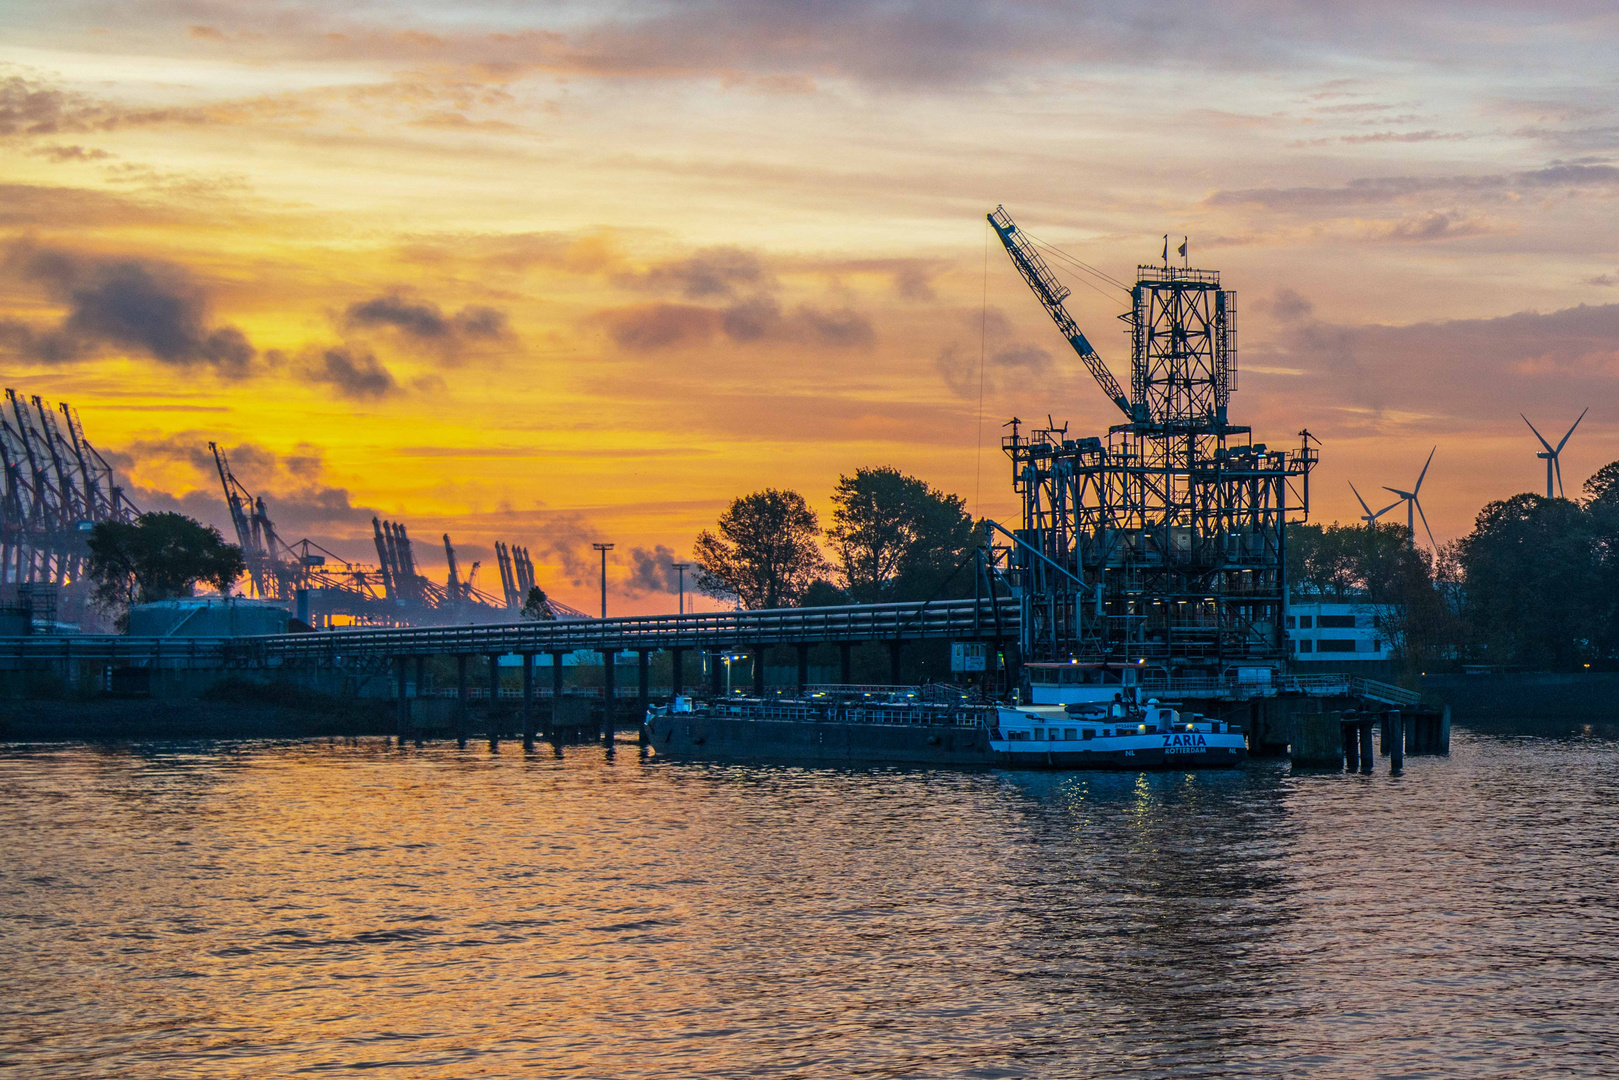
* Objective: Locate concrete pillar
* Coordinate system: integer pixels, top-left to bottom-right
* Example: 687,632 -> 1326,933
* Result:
671,647 -> 684,697
602,650 -> 616,743
522,653 -> 535,750
752,648 -> 765,696
637,649 -> 650,716
796,643 -> 810,694
550,651 -> 566,739
888,640 -> 902,686
456,654 -> 469,748
488,653 -> 501,749
395,656 -> 409,746
839,642 -> 853,686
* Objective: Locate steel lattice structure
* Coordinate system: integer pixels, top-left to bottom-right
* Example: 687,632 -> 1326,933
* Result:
990,208 -> 1317,677
0,389 -> 137,599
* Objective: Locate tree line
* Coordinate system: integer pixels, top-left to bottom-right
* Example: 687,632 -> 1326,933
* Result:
692,466 -> 981,609
1289,458 -> 1619,674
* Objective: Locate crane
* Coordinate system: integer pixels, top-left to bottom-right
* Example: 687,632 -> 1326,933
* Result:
987,206 -> 1138,423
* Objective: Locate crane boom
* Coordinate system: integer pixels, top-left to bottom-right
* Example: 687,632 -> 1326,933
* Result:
987,206 -> 1134,421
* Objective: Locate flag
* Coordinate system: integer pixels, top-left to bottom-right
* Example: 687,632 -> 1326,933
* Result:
1162,235 -> 1168,262
1178,237 -> 1188,258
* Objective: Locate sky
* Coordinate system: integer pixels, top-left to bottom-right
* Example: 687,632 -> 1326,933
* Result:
3,0 -> 1618,613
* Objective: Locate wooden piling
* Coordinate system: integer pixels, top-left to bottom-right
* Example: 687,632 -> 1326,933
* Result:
1289,710 -> 1343,768
1358,719 -> 1374,774
1341,714 -> 1360,772
1389,709 -> 1404,776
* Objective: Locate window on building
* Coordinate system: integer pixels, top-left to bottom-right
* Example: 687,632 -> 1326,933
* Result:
1298,640 -> 1314,654
1297,615 -> 1313,629
1318,639 -> 1357,652
1285,616 -> 1296,629
1318,614 -> 1357,629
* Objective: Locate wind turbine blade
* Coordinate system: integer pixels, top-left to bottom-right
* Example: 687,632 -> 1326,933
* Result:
1374,500 -> 1402,519
1554,456 -> 1565,498
1555,407 -> 1588,453
1522,414 -> 1556,453
1349,482 -> 1374,517
1414,446 -> 1436,494
1415,499 -> 1437,550
1382,487 -> 1411,498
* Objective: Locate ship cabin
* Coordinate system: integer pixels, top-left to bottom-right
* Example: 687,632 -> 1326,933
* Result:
1024,661 -> 1146,705
994,700 -> 1235,743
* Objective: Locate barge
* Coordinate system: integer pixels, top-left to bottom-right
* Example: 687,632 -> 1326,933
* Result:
643,690 -> 1246,769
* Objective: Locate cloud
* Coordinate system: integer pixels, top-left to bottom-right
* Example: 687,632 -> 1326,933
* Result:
626,246 -> 773,298
625,544 -> 681,596
1206,162 -> 1619,211
306,346 -> 399,399
0,72 -> 211,138
342,290 -> 511,361
0,244 -> 257,375
1254,287 -> 1314,322
597,296 -> 874,351
1378,209 -> 1493,242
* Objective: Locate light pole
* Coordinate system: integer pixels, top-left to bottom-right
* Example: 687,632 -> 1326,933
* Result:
592,543 -> 614,619
672,562 -> 690,615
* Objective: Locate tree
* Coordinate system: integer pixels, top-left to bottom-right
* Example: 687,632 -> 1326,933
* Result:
86,512 -> 246,627
827,467 -> 978,603
1582,459 -> 1619,660
520,585 -> 556,621
693,489 -> 828,609
1456,494 -> 1601,670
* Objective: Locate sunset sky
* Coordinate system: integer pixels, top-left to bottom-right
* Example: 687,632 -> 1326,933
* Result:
4,1 -> 1618,613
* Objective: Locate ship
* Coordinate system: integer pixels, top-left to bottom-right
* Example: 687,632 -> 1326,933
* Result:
643,689 -> 1247,769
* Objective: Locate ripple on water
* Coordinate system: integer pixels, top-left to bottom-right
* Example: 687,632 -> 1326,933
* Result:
0,727 -> 1616,1079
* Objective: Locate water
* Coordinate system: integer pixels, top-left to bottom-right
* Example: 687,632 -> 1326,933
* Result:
1,725 -> 1616,1079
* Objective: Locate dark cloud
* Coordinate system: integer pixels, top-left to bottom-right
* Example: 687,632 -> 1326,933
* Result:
306,346 -> 398,399
629,246 -> 772,298
1253,301 -> 1619,431
0,244 -> 257,375
598,296 -> 874,352
342,290 -> 511,360
625,544 -> 681,597
29,144 -> 112,162
1255,287 -> 1314,322
936,339 -> 1060,398
0,72 -> 210,138
527,512 -> 602,587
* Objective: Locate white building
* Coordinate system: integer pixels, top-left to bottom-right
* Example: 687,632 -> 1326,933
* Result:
1285,601 -> 1392,664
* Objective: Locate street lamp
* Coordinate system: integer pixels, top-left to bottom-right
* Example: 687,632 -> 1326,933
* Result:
671,561 -> 690,615
591,543 -> 614,619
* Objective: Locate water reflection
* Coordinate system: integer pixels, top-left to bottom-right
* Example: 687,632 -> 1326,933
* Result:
0,728 -> 1615,1078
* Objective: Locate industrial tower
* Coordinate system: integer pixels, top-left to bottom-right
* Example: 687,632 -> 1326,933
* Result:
989,207 -> 1317,678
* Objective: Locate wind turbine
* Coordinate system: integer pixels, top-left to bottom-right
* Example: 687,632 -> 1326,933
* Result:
1383,447 -> 1438,550
1521,409 -> 1588,498
1349,482 -> 1401,527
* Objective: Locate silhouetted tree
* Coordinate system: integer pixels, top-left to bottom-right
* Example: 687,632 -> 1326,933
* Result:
521,585 -> 556,621
1456,494 -> 1601,670
827,467 -> 977,602
86,512 -> 246,629
693,489 -> 828,609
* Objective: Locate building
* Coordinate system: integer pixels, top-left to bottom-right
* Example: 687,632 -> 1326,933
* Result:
1285,601 -> 1393,674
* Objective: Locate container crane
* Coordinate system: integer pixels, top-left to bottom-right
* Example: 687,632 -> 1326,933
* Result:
987,205 -> 1139,423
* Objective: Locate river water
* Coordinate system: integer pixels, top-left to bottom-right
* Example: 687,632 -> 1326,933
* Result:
1,724 -> 1616,1079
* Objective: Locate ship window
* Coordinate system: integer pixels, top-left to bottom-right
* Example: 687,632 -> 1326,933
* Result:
1032,728 -> 1044,740
1063,729 -> 1077,741
1008,730 -> 1028,741
1082,728 -> 1095,741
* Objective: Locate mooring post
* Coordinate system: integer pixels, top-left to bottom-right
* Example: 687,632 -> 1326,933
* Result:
602,649 -> 616,743
487,654 -> 502,749
1341,712 -> 1360,772
887,640 -> 902,686
456,653 -> 469,748
752,648 -> 766,696
1389,709 -> 1404,776
522,653 -> 535,750
1358,719 -> 1374,774
671,646 -> 684,698
395,656 -> 409,747
796,643 -> 810,693
839,642 -> 853,685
